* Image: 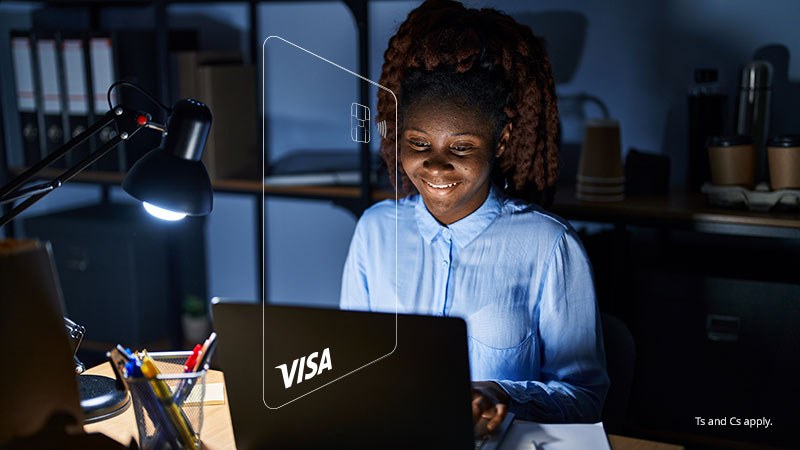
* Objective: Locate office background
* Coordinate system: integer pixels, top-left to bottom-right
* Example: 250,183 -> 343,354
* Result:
1,1 -> 799,448
1,0 -> 797,306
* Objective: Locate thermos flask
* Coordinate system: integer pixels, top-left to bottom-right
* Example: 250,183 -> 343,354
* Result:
736,61 -> 773,185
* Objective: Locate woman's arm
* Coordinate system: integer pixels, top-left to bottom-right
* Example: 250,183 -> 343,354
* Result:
495,229 -> 609,423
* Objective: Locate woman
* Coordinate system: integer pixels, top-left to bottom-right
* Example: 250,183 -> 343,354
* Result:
340,0 -> 608,433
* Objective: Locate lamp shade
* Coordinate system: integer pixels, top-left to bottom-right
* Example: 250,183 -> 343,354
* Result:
122,99 -> 213,215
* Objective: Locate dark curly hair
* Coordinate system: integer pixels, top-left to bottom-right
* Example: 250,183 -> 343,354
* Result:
377,0 -> 559,206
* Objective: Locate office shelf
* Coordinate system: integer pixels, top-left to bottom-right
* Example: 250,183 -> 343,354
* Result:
2,0 -> 379,215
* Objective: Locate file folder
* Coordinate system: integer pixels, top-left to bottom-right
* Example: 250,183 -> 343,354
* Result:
10,32 -> 41,167
89,34 -> 120,172
36,33 -> 67,168
61,33 -> 92,167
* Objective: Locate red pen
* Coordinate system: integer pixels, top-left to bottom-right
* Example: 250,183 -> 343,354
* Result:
184,344 -> 202,373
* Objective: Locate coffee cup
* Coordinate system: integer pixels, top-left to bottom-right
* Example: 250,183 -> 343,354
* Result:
577,119 -> 623,180
707,135 -> 755,188
767,135 -> 800,190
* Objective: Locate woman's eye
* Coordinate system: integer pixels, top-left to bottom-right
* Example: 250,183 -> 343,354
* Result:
450,145 -> 473,154
409,140 -> 429,149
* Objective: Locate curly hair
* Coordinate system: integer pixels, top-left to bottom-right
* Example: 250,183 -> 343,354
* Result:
377,0 -> 559,206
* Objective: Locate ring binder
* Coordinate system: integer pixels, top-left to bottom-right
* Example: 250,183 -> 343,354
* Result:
11,31 -> 41,167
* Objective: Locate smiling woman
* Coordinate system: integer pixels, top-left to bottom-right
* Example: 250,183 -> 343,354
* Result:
401,96 -> 509,224
340,0 -> 609,433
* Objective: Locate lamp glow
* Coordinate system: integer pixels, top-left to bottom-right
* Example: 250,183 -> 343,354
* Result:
143,202 -> 187,221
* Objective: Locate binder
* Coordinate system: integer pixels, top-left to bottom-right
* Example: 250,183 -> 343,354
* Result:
36,33 -> 67,168
10,32 -> 41,167
88,34 -> 121,172
60,33 -> 92,168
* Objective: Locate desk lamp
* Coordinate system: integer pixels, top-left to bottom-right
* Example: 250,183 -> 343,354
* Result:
0,82 -> 214,422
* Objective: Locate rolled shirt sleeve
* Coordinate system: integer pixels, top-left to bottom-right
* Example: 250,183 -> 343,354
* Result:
495,230 -> 609,423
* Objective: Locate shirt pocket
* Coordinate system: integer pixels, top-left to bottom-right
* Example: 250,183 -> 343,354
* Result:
466,302 -> 533,381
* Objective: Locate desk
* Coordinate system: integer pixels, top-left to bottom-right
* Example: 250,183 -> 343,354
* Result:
83,364 -> 683,450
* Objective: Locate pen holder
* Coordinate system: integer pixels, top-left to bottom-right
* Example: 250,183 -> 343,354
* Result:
127,351 -> 206,450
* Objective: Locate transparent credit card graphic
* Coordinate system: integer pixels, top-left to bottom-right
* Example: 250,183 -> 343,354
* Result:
262,36 -> 397,409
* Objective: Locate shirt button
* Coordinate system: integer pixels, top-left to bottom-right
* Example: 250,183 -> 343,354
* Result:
442,228 -> 451,239
441,260 -> 449,268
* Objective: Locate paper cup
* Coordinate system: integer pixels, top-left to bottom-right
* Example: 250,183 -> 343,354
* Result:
768,135 -> 800,190
707,135 -> 755,188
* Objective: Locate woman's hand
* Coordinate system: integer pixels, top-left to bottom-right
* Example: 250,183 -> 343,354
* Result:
471,381 -> 510,435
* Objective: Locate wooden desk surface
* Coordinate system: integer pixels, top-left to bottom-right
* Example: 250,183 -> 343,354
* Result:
83,364 -> 682,450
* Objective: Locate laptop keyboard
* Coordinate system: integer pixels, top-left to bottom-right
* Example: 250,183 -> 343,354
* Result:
474,435 -> 490,449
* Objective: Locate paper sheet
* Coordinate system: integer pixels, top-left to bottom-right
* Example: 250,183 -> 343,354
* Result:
500,421 -> 610,450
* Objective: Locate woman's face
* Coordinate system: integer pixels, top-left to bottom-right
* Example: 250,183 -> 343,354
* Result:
401,99 -> 510,225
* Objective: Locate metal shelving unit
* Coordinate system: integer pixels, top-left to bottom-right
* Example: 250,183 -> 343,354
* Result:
1,0 -> 388,297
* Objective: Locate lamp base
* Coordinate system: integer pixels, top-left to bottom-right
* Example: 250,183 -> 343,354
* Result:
78,374 -> 130,424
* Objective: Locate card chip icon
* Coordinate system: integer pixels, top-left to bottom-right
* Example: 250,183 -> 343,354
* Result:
351,102 -> 370,143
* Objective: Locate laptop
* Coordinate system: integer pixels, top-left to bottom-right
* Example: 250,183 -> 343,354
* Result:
211,299 -> 514,450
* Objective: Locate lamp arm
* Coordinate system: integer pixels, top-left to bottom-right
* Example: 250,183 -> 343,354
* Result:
0,107 -> 151,228
0,110 -> 116,200
0,180 -> 61,205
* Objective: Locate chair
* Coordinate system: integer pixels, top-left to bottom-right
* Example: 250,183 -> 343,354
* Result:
600,312 -> 636,433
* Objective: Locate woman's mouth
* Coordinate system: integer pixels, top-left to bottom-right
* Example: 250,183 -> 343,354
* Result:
425,180 -> 461,190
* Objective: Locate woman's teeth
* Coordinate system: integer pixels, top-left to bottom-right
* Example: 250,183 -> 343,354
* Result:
426,181 -> 459,189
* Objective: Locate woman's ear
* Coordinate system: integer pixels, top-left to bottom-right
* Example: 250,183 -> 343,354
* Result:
495,122 -> 512,158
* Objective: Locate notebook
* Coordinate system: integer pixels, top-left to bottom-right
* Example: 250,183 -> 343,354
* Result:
211,299 -> 513,450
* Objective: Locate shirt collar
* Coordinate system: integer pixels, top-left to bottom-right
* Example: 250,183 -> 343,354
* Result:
414,184 -> 503,248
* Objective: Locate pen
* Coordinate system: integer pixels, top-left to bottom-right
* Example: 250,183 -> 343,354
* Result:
174,342 -> 204,405
184,344 -> 202,373
141,351 -> 197,448
116,350 -> 179,449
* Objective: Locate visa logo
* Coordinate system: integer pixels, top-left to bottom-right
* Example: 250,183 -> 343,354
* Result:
275,347 -> 333,389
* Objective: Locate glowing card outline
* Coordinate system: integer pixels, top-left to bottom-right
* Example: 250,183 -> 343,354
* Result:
261,35 -> 398,409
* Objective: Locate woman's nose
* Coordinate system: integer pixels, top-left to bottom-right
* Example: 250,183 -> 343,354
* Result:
422,152 -> 454,173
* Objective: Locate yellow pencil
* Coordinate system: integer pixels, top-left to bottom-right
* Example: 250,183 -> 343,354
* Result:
140,351 -> 197,448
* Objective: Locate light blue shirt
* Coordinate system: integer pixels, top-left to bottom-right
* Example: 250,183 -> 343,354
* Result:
340,185 -> 609,423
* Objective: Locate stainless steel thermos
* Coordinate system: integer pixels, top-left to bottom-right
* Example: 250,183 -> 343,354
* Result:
736,61 -> 773,184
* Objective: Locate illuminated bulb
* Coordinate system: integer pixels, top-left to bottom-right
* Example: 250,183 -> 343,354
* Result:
143,202 -> 187,221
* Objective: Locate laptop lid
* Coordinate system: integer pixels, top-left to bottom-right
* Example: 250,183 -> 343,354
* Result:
0,240 -> 83,444
211,299 -> 475,450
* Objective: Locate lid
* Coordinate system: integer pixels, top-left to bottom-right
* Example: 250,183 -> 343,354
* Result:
694,68 -> 718,84
740,61 -> 773,89
707,135 -> 753,147
767,135 -> 800,147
